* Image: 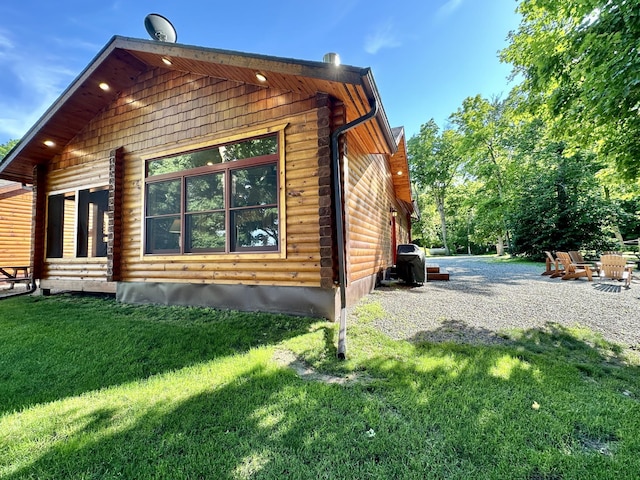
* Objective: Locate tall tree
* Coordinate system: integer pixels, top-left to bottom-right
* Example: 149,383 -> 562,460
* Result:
408,120 -> 465,255
501,0 -> 640,178
450,95 -> 516,254
508,141 -> 616,258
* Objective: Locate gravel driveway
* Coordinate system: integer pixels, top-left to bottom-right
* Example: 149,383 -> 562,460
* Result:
362,256 -> 640,350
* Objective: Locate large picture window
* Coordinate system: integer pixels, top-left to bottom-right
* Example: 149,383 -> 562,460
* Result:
144,134 -> 280,255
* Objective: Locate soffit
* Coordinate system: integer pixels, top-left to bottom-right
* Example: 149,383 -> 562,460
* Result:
0,36 -> 395,184
389,130 -> 412,204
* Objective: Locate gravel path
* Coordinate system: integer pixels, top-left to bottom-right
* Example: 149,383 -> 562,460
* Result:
361,256 -> 640,349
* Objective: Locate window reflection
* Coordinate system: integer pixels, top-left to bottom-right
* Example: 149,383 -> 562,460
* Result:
144,133 -> 280,254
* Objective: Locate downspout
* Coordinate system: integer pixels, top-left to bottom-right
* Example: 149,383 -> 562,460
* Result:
331,96 -> 379,360
0,280 -> 37,300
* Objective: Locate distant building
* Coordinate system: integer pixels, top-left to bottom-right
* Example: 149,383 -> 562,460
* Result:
0,180 -> 32,267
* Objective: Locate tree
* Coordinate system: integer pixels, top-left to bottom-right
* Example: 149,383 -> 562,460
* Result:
409,191 -> 440,248
508,142 -> 616,258
408,120 -> 465,255
501,0 -> 640,178
449,95 -> 517,254
444,181 -> 483,254
0,139 -> 19,161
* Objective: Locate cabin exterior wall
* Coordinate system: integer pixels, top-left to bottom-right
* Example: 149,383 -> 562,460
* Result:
342,136 -> 411,306
38,68 -> 339,316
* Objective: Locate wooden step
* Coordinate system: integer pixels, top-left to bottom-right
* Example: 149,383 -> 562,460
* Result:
427,269 -> 450,281
426,264 -> 441,274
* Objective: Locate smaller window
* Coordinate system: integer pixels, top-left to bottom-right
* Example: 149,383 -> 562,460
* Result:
46,194 -> 67,258
46,186 -> 109,258
184,173 -> 225,253
230,164 -> 278,251
148,149 -> 224,177
232,207 -> 279,250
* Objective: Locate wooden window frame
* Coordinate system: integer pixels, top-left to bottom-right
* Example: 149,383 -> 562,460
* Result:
143,133 -> 282,256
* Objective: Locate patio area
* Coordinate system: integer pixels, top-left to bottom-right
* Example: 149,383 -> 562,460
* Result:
365,255 -> 640,351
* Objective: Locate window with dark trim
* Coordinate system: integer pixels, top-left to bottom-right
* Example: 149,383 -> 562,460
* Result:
46,186 -> 109,258
144,134 -> 280,255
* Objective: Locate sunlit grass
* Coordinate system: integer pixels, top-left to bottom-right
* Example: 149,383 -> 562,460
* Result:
1,352 -> 264,477
1,294 -> 640,478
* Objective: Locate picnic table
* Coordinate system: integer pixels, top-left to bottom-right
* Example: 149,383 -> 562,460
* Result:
0,266 -> 31,289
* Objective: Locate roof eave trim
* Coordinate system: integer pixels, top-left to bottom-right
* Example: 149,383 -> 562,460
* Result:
114,36 -> 367,85
359,68 -> 397,154
0,36 -> 122,177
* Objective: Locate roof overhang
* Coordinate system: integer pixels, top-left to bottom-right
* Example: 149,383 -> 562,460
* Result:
389,127 -> 412,205
0,36 -> 397,184
0,180 -> 32,199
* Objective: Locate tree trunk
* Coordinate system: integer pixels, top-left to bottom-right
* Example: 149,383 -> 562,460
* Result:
612,226 -> 625,247
505,229 -> 512,253
436,198 -> 450,255
496,235 -> 505,256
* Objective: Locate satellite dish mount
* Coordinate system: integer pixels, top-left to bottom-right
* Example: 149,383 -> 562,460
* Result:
144,13 -> 177,43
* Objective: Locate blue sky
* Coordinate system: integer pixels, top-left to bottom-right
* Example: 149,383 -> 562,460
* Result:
0,0 -> 521,145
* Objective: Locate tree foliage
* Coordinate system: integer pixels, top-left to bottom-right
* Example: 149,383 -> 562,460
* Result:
501,0 -> 640,178
449,95 -> 519,253
508,142 -> 617,258
408,1 -> 640,257
408,120 -> 465,254
408,91 -> 639,257
0,139 -> 19,161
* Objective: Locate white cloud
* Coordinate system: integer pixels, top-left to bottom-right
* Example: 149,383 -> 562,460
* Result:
437,0 -> 464,19
0,34 -> 13,50
0,44 -> 76,142
51,36 -> 103,52
364,21 -> 402,55
0,29 -> 15,58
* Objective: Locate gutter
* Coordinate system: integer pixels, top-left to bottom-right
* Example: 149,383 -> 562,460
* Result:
331,94 -> 379,360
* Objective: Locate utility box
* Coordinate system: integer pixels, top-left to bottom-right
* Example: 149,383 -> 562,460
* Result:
396,244 -> 426,285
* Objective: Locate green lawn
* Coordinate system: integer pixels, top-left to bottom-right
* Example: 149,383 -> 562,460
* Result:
1,294 -> 639,479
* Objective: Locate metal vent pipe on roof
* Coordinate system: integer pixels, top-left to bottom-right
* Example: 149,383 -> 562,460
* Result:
323,52 -> 340,66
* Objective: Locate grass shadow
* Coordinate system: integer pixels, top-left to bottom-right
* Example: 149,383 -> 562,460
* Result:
405,319 -> 637,378
408,319 -> 507,346
4,308 -> 640,478
0,294 -> 316,415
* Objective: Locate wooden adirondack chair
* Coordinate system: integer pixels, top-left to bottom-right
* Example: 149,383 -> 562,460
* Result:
556,251 -> 593,281
542,250 -> 563,277
598,254 -> 633,288
569,250 -> 585,263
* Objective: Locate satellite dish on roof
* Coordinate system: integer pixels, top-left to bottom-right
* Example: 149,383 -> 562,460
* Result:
144,13 -> 177,43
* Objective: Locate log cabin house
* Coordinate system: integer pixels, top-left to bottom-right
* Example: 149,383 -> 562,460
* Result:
0,36 -> 415,323
0,180 -> 33,267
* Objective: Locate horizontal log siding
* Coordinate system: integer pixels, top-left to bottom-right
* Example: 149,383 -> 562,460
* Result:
42,68 -> 326,288
345,138 -> 401,282
43,259 -> 109,282
0,187 -> 32,266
